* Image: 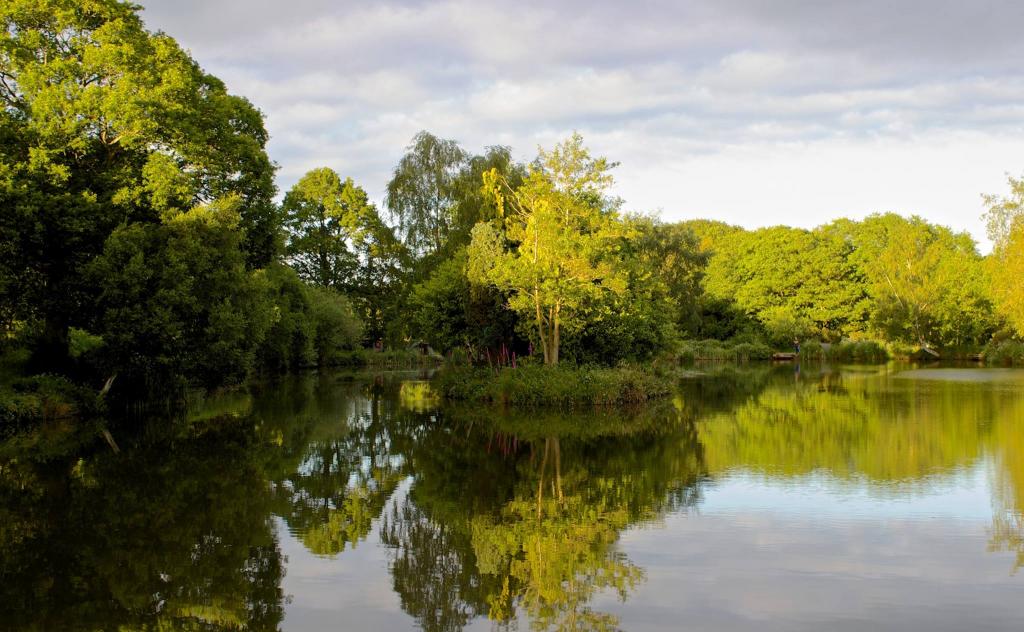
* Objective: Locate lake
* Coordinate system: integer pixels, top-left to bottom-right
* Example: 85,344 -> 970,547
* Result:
2,364 -> 1023,630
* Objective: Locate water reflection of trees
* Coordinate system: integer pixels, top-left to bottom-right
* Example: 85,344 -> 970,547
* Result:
5,366 -> 1024,629
376,405 -> 707,632
265,368 -> 1024,628
0,418 -> 285,630
688,365 -> 1024,571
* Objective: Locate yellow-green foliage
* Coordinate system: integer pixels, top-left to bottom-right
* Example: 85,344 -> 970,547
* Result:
694,370 -> 1023,482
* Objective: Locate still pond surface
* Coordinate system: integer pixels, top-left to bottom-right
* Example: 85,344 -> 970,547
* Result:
3,364 -> 1024,631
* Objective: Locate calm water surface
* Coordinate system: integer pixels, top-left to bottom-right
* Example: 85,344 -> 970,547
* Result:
3,364 -> 1023,630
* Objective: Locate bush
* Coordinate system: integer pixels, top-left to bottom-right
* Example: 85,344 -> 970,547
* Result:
307,286 -> 362,365
984,339 -> 1024,366
256,265 -> 315,371
732,341 -> 773,361
434,364 -> 673,407
677,339 -> 771,363
798,340 -> 824,360
89,201 -> 268,391
833,340 -> 888,363
0,374 -> 100,432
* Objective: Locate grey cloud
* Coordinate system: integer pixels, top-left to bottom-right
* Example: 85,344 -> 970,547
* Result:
140,0 -> 1024,244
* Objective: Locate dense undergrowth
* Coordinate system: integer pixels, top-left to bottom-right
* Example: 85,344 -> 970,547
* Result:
984,339 -> 1024,366
434,364 -> 676,407
676,340 -> 773,363
797,340 -> 890,363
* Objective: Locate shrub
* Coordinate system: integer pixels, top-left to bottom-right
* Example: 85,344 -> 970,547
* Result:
984,339 -> 1024,366
0,374 -> 100,432
307,286 -> 363,365
434,364 -> 673,407
677,339 -> 771,363
798,340 -> 824,360
732,341 -> 772,361
835,340 -> 888,363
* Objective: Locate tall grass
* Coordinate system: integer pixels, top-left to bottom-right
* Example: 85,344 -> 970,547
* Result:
677,339 -> 772,363
434,364 -> 674,407
333,349 -> 442,369
796,340 -> 889,363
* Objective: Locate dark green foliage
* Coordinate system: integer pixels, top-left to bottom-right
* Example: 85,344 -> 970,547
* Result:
256,265 -> 315,372
407,249 -> 521,354
307,285 -> 363,365
89,202 -> 267,390
0,0 -> 279,368
0,374 -> 100,432
255,266 -> 363,371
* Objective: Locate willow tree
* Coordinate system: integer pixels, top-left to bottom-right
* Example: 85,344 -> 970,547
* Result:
468,134 -> 626,365
385,131 -> 469,258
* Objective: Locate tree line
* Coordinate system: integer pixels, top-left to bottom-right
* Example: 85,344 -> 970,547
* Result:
2,0 -> 1024,395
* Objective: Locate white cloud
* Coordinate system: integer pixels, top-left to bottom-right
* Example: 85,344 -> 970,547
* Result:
140,0 -> 1024,251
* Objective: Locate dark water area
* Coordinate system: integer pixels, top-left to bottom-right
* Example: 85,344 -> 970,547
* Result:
2,364 -> 1023,631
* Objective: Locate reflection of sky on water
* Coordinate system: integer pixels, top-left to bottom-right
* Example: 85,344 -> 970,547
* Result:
273,367 -> 1024,630
698,462 -> 994,521
278,458 -> 1022,630
602,462 -> 1023,632
609,510 -> 1023,632
278,479 -> 415,631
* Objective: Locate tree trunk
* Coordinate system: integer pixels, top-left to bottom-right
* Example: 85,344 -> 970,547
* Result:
30,314 -> 70,373
551,305 -> 560,365
535,287 -> 549,365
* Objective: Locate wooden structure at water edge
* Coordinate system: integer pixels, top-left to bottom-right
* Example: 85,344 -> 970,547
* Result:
772,352 -> 798,361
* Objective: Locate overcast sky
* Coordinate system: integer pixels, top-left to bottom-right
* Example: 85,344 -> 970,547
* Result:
140,0 -> 1024,249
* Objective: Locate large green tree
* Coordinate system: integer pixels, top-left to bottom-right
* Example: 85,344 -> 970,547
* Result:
469,134 -> 627,365
283,167 -> 377,288
704,225 -> 868,344
386,132 -> 526,266
89,199 -> 268,389
283,167 -> 405,344
842,214 -> 994,348
386,131 -> 469,259
0,0 -> 277,365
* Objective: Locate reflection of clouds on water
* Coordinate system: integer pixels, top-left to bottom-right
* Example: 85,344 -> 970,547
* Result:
6,367 -> 1024,630
610,511 -> 1024,632
700,464 -> 993,520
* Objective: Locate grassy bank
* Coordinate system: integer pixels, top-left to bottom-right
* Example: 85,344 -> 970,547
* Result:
1,372 -> 101,433
434,364 -> 675,407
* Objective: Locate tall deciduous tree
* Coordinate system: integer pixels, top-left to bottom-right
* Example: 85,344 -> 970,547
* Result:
386,131 -> 468,259
984,175 -> 1024,336
468,134 -> 626,365
283,167 -> 405,344
848,214 -> 993,348
283,168 -> 372,288
0,0 -> 277,365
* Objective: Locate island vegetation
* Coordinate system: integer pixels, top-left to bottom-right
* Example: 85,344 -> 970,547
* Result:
3,0 -> 1024,421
